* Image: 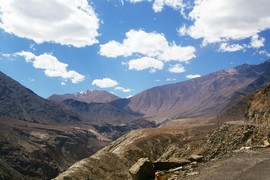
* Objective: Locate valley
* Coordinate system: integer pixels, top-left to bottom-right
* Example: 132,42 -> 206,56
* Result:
1,60 -> 270,179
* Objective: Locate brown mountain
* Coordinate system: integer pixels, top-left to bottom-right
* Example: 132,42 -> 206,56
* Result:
0,71 -> 112,179
125,60 -> 270,122
219,82 -> 270,124
63,99 -> 139,125
0,71 -> 155,179
55,75 -> 270,180
61,99 -> 156,140
48,89 -> 119,103
0,71 -> 81,124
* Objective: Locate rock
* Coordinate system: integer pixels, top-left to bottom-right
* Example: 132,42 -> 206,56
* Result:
168,175 -> 178,180
167,166 -> 183,172
263,139 -> 270,147
155,171 -> 162,180
189,155 -> 203,162
186,172 -> 199,176
129,158 -> 155,180
240,146 -> 251,150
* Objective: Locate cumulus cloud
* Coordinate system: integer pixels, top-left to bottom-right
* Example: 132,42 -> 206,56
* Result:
186,74 -> 201,79
219,43 -> 245,52
160,44 -> 196,62
127,57 -> 164,73
115,86 -> 131,93
0,0 -> 99,47
100,29 -> 195,62
92,78 -> 119,88
126,0 -> 184,13
15,51 -> 85,83
250,34 -> 265,49
181,0 -> 270,47
168,64 -> 185,73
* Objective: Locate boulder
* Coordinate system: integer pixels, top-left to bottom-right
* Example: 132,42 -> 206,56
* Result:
263,139 -> 270,147
129,158 -> 155,180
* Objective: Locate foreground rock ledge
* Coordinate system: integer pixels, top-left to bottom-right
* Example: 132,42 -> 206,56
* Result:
129,158 -> 155,180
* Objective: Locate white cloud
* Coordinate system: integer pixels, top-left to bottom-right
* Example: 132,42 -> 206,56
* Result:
92,78 -> 119,88
99,41 -> 132,58
126,0 -> 184,13
152,0 -> 184,12
166,78 -> 176,81
178,24 -> 187,36
160,43 -> 196,62
186,74 -> 201,79
0,0 -> 99,47
115,86 -> 131,93
15,51 -> 36,62
128,0 -> 147,3
250,34 -> 265,49
219,43 -> 245,52
182,0 -> 270,46
127,56 -> 164,72
15,51 -> 85,83
259,50 -> 270,57
100,29 -> 196,63
168,64 -> 185,73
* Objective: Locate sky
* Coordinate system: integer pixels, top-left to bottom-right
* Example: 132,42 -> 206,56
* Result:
0,0 -> 270,98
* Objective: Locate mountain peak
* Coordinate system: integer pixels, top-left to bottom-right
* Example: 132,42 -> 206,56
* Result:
48,89 -> 119,103
74,89 -> 93,96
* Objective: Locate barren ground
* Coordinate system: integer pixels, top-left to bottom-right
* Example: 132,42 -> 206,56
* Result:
190,148 -> 270,180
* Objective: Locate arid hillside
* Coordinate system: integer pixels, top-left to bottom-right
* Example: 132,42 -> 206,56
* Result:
48,89 -> 119,103
125,61 -> 270,122
55,82 -> 270,180
0,71 -> 152,179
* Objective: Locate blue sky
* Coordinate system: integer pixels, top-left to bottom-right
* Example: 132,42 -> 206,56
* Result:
0,0 -> 270,98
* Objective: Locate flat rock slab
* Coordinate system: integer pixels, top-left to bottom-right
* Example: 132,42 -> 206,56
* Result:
190,149 -> 270,180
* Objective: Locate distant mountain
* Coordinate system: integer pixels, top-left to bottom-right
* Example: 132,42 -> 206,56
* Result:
63,99 -> 138,125
0,71 -> 111,179
48,89 -> 119,103
62,99 -> 156,140
0,71 -> 80,124
125,60 -> 270,122
0,71 -> 152,179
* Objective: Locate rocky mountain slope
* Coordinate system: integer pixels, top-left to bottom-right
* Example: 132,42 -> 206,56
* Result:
218,81 -> 270,124
55,82 -> 270,180
48,89 -> 119,103
0,71 -> 152,179
124,60 -> 270,121
0,117 -> 107,180
55,119 -> 270,180
62,99 -> 156,140
0,71 -> 81,124
62,99 -> 140,125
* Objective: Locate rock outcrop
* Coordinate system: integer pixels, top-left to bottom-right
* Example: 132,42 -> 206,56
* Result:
129,158 -> 155,180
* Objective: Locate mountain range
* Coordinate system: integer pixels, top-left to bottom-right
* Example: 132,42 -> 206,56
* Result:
48,89 -> 119,103
124,61 -> 270,121
0,71 -> 153,179
1,60 -> 270,179
48,60 -> 270,123
55,63 -> 270,180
